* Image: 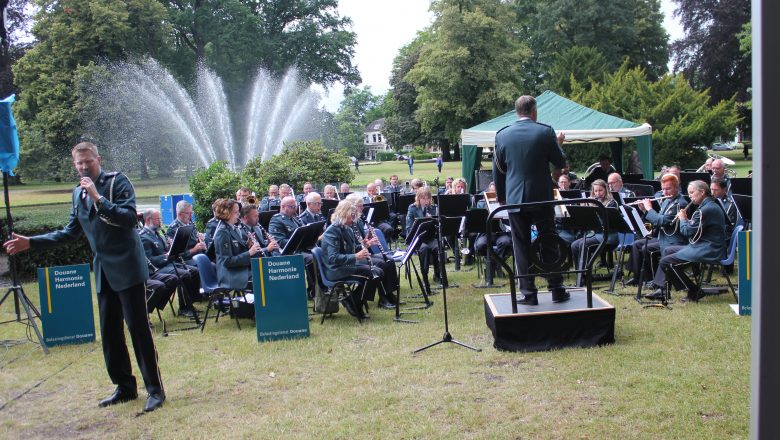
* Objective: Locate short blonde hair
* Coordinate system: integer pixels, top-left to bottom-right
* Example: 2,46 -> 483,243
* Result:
72,141 -> 99,157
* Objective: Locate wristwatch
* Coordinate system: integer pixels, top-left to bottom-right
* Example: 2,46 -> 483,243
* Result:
96,196 -> 106,208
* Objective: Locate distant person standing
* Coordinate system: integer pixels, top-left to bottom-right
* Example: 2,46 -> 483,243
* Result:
743,142 -> 749,160
436,155 -> 443,173
354,158 -> 360,174
408,156 -> 414,175
3,142 -> 165,412
493,95 -> 568,306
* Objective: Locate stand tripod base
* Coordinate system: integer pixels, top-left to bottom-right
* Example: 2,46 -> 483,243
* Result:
472,281 -> 506,289
0,286 -> 49,354
412,331 -> 482,354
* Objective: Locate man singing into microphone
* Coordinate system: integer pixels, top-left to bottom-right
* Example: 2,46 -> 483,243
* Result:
3,142 -> 165,412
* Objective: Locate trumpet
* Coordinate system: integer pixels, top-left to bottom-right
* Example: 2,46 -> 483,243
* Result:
245,194 -> 259,206
372,194 -> 386,203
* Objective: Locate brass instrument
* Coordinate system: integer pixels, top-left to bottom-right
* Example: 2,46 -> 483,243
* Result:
372,194 -> 386,203
245,194 -> 259,206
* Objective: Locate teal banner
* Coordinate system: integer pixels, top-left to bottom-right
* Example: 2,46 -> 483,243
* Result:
737,230 -> 752,316
251,255 -> 310,342
36,263 -> 95,347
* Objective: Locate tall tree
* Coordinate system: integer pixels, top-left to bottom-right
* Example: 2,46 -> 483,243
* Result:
383,33 -> 429,152
161,0 -> 360,94
0,0 -> 33,97
670,0 -> 751,106
334,86 -> 385,158
13,0 -> 169,179
544,46 -> 608,96
405,0 -> 530,159
515,0 -> 668,94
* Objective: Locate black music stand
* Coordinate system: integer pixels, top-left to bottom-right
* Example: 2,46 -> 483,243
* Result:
467,209 -> 506,288
280,225 -> 308,256
601,206 -> 641,295
363,201 -> 390,225
680,172 -> 710,189
301,221 -> 326,251
166,225 -> 202,331
437,194 -> 472,271
730,178 -> 751,196
732,194 -> 751,227
562,206 -> 614,288
258,210 -> 276,231
393,233 -> 431,324
396,194 -> 416,218
413,208 -> 481,354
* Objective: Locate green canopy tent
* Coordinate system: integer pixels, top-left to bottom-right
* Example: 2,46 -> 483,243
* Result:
460,90 -> 653,192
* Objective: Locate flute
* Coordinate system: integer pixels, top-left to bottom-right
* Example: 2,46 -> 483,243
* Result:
624,195 -> 672,206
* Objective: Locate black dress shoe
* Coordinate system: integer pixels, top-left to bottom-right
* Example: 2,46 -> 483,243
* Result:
517,294 -> 538,306
144,393 -> 165,412
644,288 -> 665,300
378,299 -> 396,309
551,289 -> 570,303
98,387 -> 138,408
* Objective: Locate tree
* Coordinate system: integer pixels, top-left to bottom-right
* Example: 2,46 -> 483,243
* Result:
188,161 -> 241,230
514,0 -> 668,94
383,33 -> 429,152
334,86 -> 384,158
544,46 -> 608,96
570,62 -> 740,169
405,0 -> 530,159
12,0 -> 169,179
0,0 -> 34,98
161,0 -> 360,95
670,0 -> 751,105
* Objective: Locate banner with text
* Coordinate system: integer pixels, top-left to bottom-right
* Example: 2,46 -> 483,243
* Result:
252,255 -> 310,342
737,230 -> 752,316
37,263 -> 95,347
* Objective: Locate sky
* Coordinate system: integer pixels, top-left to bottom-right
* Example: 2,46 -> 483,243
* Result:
318,0 -> 685,112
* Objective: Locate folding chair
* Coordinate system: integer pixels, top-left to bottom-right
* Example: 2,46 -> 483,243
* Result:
192,254 -> 243,331
310,247 -> 362,324
695,225 -> 743,302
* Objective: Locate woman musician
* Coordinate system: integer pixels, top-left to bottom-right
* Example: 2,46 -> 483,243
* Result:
647,180 -> 727,301
405,187 -> 440,291
212,198 -> 263,291
625,173 -> 688,286
321,200 -> 383,319
570,179 -> 619,281
345,194 -> 398,309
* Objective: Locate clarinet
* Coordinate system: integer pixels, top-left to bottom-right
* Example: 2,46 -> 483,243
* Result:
367,225 -> 390,262
353,228 -> 380,280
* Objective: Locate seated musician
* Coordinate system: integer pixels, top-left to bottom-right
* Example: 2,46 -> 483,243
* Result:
296,182 -> 314,204
203,201 -> 220,249
405,187 -> 440,290
711,177 -> 737,237
321,200 -> 383,319
373,178 -> 384,193
583,154 -> 615,187
408,178 -> 424,194
322,184 -> 338,200
269,196 -> 317,298
562,162 -> 578,185
140,209 -> 201,317
240,204 -> 280,257
299,192 -> 326,225
709,159 -> 731,191
557,174 -> 571,191
236,187 -> 252,205
339,183 -> 350,194
571,179 -> 619,278
166,200 -> 207,265
360,185 -> 395,241
345,194 -> 398,309
212,199 -> 263,291
446,177 -> 468,195
626,173 -> 688,286
474,223 -> 513,275
279,183 -> 294,200
607,172 -> 635,201
442,177 -> 454,195
386,174 -> 403,192
648,180 -> 727,301
259,185 -> 281,211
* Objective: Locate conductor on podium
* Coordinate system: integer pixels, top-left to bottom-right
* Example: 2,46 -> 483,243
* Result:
493,95 -> 568,306
3,142 -> 165,412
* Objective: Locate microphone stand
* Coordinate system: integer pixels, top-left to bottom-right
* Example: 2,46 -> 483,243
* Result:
413,208 -> 480,354
0,170 -> 48,353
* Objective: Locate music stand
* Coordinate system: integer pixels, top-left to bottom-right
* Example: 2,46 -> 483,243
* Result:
730,178 -> 752,196
601,206 -> 641,295
363,201 -> 390,225
166,225 -> 202,330
680,172 -> 710,189
301,221 -> 326,251
437,194 -> 471,271
258,210 -> 275,231
561,206 -> 614,288
394,232 -> 432,324
396,194 -> 416,217
280,225 -> 308,256
732,194 -> 752,226
413,208 -> 481,354
466,209 -> 505,288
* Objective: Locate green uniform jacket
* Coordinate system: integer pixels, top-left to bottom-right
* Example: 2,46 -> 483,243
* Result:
30,171 -> 148,292
268,213 -> 302,249
213,221 -> 251,291
321,223 -> 360,281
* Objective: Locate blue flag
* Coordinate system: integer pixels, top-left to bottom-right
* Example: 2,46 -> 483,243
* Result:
0,95 -> 20,174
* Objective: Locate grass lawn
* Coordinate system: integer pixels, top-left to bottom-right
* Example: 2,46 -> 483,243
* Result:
0,268 -> 750,439
0,157 -> 752,438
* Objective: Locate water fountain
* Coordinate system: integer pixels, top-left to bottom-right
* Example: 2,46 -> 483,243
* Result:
81,58 -> 320,169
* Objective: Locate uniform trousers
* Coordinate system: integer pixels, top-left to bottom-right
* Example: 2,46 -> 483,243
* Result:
508,209 -> 563,295
97,273 -> 163,396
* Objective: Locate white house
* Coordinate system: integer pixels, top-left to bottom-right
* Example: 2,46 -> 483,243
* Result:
363,118 -> 390,160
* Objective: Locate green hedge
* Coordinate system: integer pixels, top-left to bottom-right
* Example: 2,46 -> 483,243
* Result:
376,151 -> 398,161
0,204 -> 93,280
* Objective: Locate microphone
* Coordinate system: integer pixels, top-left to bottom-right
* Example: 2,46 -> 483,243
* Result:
80,169 -> 89,199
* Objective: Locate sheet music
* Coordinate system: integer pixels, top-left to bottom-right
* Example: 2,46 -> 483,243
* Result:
620,205 -> 652,238
366,207 -> 374,224
458,216 -> 466,235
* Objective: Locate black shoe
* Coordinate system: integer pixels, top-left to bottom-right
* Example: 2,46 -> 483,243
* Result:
340,298 -> 359,317
98,387 -> 138,408
644,288 -> 665,300
144,392 -> 165,412
378,299 -> 396,309
178,308 -> 195,318
517,294 -> 538,306
551,288 -> 570,303
625,277 -> 638,286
